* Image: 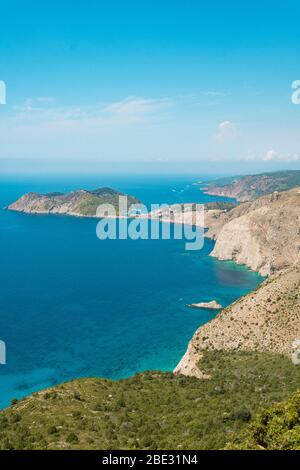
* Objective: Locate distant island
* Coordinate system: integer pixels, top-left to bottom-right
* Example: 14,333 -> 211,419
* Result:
7,187 -> 141,218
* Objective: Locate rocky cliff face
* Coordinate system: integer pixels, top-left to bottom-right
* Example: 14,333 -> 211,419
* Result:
8,188 -> 140,217
174,263 -> 300,377
207,188 -> 300,276
175,185 -> 300,378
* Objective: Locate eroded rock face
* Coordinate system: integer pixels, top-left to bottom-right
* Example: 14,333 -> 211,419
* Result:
210,208 -> 270,275
207,188 -> 300,276
174,264 -> 300,378
176,187 -> 300,378
173,342 -> 208,379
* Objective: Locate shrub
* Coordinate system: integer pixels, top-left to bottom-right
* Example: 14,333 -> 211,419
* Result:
66,432 -> 79,444
47,426 -> 58,435
230,408 -> 252,422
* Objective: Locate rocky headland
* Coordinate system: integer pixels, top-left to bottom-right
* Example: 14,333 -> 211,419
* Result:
206,187 -> 300,276
7,187 -> 141,218
175,180 -> 300,379
204,170 -> 300,202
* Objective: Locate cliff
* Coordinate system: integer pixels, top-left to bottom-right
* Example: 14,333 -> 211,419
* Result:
206,187 -> 300,276
175,184 -> 300,378
204,170 -> 300,202
7,188 -> 140,218
174,263 -> 300,378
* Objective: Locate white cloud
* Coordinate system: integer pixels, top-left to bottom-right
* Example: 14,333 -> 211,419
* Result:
219,120 -> 235,131
263,149 -> 300,162
216,120 -> 236,140
263,149 -> 277,161
103,96 -> 172,118
9,96 -> 172,126
36,96 -> 56,103
14,97 -> 56,112
0,95 -> 174,160
205,91 -> 227,97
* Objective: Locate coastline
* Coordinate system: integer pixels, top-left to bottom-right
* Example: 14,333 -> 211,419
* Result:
8,181 -> 292,400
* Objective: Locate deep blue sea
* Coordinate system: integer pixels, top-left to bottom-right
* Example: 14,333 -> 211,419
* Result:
0,174 -> 263,408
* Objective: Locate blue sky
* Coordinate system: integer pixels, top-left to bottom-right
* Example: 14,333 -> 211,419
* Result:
0,0 -> 300,174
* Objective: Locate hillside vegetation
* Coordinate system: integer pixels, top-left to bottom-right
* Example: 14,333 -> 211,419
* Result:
1,351 -> 300,450
227,389 -> 300,450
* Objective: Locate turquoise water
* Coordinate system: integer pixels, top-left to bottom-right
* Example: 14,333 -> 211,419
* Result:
0,175 -> 263,409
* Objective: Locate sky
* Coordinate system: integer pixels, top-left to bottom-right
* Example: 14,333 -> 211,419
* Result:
0,0 -> 300,174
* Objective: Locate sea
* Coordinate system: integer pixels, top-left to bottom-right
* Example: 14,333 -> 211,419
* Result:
0,174 -> 263,408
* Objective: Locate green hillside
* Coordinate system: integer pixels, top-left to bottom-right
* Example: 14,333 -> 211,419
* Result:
227,389 -> 300,450
2,351 -> 300,450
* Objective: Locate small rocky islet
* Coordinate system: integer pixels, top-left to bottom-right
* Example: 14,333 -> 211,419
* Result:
187,300 -> 222,310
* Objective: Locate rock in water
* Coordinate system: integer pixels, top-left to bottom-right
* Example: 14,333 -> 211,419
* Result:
188,300 -> 222,310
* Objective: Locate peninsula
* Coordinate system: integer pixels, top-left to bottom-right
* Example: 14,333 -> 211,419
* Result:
7,187 -> 141,218
203,170 -> 300,202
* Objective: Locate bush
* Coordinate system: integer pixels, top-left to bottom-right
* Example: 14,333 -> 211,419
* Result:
10,414 -> 21,424
66,432 -> 79,444
230,409 -> 252,422
47,426 -> 58,435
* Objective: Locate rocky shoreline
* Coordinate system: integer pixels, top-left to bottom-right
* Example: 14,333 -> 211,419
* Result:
174,185 -> 300,378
